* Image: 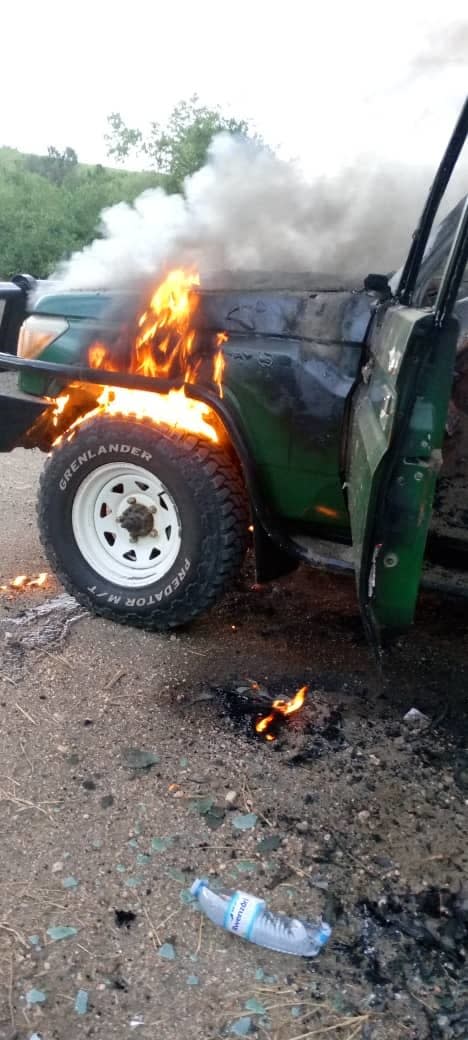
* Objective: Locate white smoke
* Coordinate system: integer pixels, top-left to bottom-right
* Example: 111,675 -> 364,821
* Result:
53,124 -> 466,292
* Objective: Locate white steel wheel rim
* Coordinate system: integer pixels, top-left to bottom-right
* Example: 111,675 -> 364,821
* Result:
71,462 -> 182,588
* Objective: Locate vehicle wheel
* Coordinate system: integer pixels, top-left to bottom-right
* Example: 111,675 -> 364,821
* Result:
38,417 -> 249,629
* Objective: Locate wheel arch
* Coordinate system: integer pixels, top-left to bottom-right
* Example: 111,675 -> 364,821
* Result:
184,384 -> 299,582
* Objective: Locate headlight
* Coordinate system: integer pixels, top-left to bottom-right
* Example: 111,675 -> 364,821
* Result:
17,315 -> 68,359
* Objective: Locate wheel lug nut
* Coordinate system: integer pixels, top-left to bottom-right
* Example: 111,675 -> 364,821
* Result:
149,505 -> 157,514
127,496 -> 136,505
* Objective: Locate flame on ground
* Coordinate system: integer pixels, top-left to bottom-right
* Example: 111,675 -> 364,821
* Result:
255,685 -> 309,742
1,572 -> 49,592
53,269 -> 226,445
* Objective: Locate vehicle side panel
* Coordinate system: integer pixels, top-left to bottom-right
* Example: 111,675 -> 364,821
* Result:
21,287 -> 371,527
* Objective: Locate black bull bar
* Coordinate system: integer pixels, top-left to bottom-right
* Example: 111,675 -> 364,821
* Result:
0,351 -> 224,452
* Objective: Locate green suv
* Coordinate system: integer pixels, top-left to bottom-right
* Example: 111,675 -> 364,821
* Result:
0,98 -> 467,645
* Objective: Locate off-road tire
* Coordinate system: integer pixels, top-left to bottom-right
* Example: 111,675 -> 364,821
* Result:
38,416 -> 248,630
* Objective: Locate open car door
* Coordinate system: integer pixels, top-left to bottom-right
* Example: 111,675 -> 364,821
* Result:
346,98 -> 468,644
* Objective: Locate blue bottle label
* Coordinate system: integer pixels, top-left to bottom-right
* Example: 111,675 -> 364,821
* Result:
224,892 -> 265,938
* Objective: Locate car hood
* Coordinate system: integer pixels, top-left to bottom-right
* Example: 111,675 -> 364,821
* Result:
32,289 -> 137,321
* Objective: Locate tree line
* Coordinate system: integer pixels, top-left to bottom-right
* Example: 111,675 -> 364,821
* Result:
0,97 -> 252,280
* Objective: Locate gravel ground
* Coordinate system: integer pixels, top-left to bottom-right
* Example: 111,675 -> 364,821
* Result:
0,449 -> 467,1040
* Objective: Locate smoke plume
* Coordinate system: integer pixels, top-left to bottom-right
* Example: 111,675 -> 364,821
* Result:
53,116 -> 466,292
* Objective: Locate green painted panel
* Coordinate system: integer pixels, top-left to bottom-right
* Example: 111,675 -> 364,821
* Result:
347,306 -> 459,635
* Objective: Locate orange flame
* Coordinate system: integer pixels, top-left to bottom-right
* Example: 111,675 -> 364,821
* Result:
255,685 -> 308,742
1,572 -> 49,592
133,269 -> 200,381
52,268 -> 228,445
52,392 -> 70,426
89,342 -> 120,372
271,685 -> 308,717
89,344 -> 108,369
52,385 -> 219,447
315,505 -> 339,519
213,347 -> 225,398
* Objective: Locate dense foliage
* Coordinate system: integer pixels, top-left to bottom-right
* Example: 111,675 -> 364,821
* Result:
0,98 -> 253,280
0,146 -> 160,279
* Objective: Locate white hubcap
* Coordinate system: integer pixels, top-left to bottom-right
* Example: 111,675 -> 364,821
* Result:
72,463 -> 182,587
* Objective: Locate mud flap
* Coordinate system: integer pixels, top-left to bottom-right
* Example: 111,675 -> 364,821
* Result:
254,523 -> 299,582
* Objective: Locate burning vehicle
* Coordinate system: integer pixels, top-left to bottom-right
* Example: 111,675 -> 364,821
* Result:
0,100 -> 467,645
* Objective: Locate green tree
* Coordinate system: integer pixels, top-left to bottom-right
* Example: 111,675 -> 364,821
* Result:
0,160 -> 75,277
0,147 -> 161,279
0,96 -> 255,278
105,95 -> 252,191
24,146 -> 78,185
63,163 -> 161,252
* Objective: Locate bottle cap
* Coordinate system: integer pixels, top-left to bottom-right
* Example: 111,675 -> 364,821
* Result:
190,878 -> 207,898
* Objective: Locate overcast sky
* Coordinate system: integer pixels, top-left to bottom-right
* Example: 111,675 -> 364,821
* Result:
1,0 -> 467,174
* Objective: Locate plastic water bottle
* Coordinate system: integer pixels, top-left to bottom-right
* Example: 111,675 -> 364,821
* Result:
190,878 -> 331,957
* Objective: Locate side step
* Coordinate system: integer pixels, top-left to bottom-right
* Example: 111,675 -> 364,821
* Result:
288,533 -> 354,575
289,532 -> 468,600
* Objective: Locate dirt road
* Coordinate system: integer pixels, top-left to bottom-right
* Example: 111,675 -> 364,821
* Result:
1,448 -> 467,1040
